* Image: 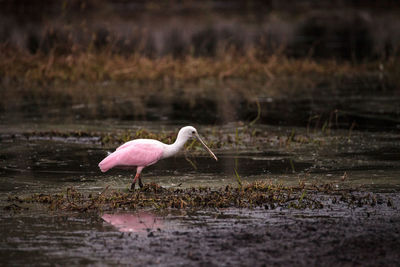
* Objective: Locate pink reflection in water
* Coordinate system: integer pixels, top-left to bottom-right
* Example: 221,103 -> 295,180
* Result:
102,212 -> 162,232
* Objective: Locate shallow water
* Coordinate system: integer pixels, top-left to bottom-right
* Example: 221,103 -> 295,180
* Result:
1,120 -> 399,194
1,120 -> 400,265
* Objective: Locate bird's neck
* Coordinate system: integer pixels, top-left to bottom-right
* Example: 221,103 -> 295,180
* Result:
162,136 -> 188,159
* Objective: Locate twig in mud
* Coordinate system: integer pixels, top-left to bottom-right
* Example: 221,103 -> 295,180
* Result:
249,99 -> 261,126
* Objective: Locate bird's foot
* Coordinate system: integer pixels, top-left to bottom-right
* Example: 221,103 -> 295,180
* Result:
138,179 -> 144,189
130,182 -> 136,191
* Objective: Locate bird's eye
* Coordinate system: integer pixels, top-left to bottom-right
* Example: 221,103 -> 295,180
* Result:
192,131 -> 195,134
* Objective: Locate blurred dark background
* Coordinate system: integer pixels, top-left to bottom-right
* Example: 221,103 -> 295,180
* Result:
1,0 -> 400,60
1,0 -> 399,131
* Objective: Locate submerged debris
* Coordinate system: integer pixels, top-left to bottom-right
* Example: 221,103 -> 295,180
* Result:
6,181 -> 393,212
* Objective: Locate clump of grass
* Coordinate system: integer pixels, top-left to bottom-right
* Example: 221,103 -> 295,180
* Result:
6,181 -> 393,213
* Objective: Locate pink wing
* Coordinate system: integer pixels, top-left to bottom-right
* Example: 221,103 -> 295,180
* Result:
115,140 -> 135,151
99,143 -> 163,172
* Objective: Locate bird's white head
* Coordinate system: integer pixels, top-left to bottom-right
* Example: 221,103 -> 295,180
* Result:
177,126 -> 198,140
177,126 -> 218,161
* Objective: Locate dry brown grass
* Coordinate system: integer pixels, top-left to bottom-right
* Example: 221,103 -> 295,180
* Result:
1,47 -> 397,119
1,47 -> 379,84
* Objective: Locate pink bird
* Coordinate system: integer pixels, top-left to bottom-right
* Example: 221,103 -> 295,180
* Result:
98,126 -> 218,190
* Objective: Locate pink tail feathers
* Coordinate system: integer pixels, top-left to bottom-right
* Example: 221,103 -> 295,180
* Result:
98,153 -> 117,172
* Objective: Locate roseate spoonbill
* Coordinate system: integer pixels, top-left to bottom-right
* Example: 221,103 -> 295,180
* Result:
98,126 -> 218,190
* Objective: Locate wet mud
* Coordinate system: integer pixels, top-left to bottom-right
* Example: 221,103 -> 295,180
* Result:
1,122 -> 400,266
1,195 -> 399,266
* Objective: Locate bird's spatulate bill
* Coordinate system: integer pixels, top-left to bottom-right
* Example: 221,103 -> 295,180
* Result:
196,134 -> 218,161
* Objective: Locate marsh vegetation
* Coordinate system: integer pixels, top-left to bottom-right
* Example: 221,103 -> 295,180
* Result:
1,1 -> 400,266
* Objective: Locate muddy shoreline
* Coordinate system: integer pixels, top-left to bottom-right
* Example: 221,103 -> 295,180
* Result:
2,190 -> 399,266
3,182 -> 399,266
1,122 -> 399,266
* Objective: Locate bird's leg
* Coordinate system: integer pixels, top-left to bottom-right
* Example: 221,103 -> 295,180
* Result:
131,166 -> 145,190
130,182 -> 135,190
130,173 -> 140,190
138,177 -> 144,188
